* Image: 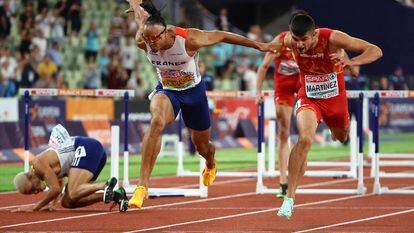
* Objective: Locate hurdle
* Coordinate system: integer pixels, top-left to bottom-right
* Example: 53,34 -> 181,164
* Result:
256,92 -> 366,195
20,88 -> 207,198
369,91 -> 414,195
178,90 -> 359,179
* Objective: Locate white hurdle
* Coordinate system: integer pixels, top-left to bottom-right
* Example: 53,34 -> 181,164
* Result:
368,91 -> 414,195
120,113 -> 208,198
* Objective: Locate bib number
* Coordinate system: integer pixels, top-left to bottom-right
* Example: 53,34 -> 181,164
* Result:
305,73 -> 339,99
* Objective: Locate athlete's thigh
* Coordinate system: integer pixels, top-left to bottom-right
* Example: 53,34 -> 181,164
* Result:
296,109 -> 319,137
150,92 -> 176,125
180,83 -> 211,131
67,168 -> 94,190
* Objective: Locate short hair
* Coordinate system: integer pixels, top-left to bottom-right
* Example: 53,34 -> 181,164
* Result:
289,11 -> 315,37
140,0 -> 166,28
14,172 -> 29,194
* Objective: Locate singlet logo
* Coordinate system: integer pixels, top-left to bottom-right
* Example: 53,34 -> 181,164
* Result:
151,60 -> 187,66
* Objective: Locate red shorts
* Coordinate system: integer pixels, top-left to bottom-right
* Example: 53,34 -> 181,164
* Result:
295,93 -> 350,128
274,74 -> 300,107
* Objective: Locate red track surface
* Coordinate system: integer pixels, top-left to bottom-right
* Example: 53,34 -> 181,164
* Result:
1,166 -> 414,232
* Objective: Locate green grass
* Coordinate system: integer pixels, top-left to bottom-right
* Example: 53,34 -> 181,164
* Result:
1,134 -> 413,192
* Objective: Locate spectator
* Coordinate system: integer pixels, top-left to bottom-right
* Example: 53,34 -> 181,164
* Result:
120,37 -> 137,80
50,9 -> 65,43
219,59 -> 239,91
126,72 -> 145,99
389,66 -> 409,90
19,2 -> 35,30
36,55 -> 57,88
124,13 -> 138,37
0,0 -> 11,41
32,30 -> 48,58
47,40 -> 62,69
242,64 -> 257,91
216,8 -> 230,31
20,54 -> 39,88
98,47 -> 110,87
199,60 -> 214,91
19,19 -> 34,55
54,0 -> 69,35
0,50 -> 17,97
35,7 -> 53,39
84,59 -> 101,89
68,0 -> 82,34
378,76 -> 391,90
107,55 -> 128,89
110,7 -> 124,46
84,21 -> 100,62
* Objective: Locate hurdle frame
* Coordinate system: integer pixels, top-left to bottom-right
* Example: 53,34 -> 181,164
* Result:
177,90 -> 359,179
20,88 -> 207,198
370,91 -> 414,194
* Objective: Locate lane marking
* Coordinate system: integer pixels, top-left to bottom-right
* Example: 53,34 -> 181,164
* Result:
294,209 -> 414,233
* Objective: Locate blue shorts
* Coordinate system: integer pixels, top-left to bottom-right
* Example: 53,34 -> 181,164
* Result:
154,80 -> 211,131
73,137 -> 107,181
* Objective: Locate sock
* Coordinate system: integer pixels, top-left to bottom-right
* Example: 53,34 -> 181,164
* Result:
280,183 -> 288,194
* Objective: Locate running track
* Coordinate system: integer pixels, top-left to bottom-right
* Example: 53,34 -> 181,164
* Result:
1,166 -> 414,232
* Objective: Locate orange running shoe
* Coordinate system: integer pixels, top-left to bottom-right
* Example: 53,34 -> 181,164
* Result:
202,165 -> 217,186
128,186 -> 148,208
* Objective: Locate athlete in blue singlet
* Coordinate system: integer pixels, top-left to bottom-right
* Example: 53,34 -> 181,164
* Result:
12,125 -> 128,212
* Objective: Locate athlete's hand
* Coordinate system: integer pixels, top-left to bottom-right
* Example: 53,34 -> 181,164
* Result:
329,53 -> 346,66
348,65 -> 360,77
256,93 -> 264,104
11,205 -> 36,213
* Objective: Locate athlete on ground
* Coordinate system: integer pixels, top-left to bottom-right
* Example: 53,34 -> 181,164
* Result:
12,124 -> 128,212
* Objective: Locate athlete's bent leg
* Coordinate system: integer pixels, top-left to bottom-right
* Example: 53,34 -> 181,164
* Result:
278,109 -> 318,219
189,128 -> 216,186
129,94 -> 175,208
138,93 -> 175,188
330,127 -> 349,143
276,105 -> 293,187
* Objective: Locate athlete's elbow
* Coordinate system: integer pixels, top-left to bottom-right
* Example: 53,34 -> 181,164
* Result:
371,45 -> 383,60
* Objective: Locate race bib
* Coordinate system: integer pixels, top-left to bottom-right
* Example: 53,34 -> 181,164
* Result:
72,146 -> 86,166
278,60 -> 299,76
160,70 -> 195,90
48,124 -> 71,149
305,72 -> 339,99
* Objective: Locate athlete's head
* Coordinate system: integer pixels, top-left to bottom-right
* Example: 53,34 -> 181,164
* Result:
14,171 -> 46,195
289,11 -> 316,53
140,0 -> 168,52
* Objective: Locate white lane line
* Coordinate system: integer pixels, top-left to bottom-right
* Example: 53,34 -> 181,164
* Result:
294,208 -> 414,233
0,176 -> 360,229
125,194 -> 376,233
125,184 -> 414,232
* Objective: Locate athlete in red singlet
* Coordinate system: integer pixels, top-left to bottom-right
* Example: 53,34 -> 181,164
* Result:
256,31 -> 300,198
269,12 -> 382,219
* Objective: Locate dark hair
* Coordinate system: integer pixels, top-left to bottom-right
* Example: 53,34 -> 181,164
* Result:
140,0 -> 166,28
289,11 -> 315,37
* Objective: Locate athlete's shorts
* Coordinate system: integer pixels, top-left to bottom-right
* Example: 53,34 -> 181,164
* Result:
295,93 -> 350,128
274,74 -> 300,107
154,80 -> 211,131
72,137 -> 107,181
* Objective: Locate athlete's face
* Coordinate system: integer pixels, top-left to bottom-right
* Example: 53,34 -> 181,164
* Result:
24,173 -> 46,194
142,24 -> 167,52
291,30 -> 317,53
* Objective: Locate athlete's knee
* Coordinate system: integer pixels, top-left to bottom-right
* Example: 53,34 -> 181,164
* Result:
195,141 -> 214,156
149,116 -> 166,136
278,126 -> 290,143
61,193 -> 77,209
336,133 -> 348,143
297,134 -> 313,150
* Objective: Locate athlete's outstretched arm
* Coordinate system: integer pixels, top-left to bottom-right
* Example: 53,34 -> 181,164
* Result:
186,28 -> 276,52
330,30 -> 383,66
31,152 -> 62,211
256,52 -> 277,104
126,0 -> 149,50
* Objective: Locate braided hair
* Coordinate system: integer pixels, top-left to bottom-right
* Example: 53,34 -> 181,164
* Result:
140,0 -> 166,28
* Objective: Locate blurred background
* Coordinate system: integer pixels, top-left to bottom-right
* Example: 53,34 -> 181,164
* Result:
0,0 -> 413,191
0,0 -> 413,98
